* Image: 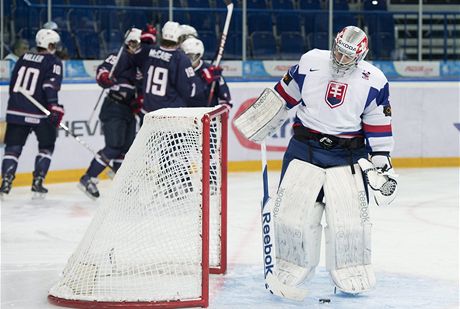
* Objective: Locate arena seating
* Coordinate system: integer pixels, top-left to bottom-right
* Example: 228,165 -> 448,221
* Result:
3,0 -> 457,61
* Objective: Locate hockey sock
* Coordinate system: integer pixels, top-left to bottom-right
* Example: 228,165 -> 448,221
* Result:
33,148 -> 53,178
2,145 -> 23,177
86,147 -> 121,178
112,153 -> 125,172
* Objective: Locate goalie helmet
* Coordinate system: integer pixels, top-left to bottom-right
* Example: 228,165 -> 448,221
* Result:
161,21 -> 180,43
181,37 -> 204,67
124,28 -> 142,52
178,24 -> 198,43
35,29 -> 60,53
330,26 -> 368,78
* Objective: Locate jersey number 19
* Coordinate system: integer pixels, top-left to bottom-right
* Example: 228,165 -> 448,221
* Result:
146,65 -> 168,96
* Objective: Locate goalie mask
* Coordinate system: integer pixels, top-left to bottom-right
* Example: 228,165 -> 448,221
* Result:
181,37 -> 204,67
330,26 -> 368,78
35,29 -> 60,54
124,28 -> 142,53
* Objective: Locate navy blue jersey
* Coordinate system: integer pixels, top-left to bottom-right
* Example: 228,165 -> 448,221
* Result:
129,44 -> 205,112
7,52 -> 63,125
97,51 -> 141,103
191,60 -> 232,108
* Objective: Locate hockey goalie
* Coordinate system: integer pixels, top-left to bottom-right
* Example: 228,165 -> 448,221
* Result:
234,26 -> 398,299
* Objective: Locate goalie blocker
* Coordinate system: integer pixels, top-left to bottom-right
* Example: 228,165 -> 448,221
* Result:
233,88 -> 289,142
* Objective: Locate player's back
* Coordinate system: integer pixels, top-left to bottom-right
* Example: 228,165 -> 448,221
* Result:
7,52 -> 63,125
133,45 -> 202,112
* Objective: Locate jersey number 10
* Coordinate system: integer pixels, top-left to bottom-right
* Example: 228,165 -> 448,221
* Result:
146,65 -> 168,96
12,67 -> 40,95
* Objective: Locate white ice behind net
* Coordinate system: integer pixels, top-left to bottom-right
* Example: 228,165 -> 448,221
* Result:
49,108 -> 223,303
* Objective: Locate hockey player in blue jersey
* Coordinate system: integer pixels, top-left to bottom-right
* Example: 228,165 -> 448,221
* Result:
0,29 -> 64,198
78,29 -> 144,199
234,26 -> 398,298
127,21 -> 205,114
180,37 -> 233,108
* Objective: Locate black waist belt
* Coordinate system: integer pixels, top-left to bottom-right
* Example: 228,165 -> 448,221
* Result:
293,126 -> 365,150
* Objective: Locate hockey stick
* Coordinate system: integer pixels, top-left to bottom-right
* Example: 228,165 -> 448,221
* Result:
87,29 -> 130,123
260,140 -> 309,301
207,0 -> 233,106
18,89 -> 116,173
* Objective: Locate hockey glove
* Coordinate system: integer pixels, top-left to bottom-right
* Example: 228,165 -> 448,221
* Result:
358,154 -> 398,207
141,24 -> 157,45
129,95 -> 143,114
201,66 -> 223,84
48,104 -> 65,128
96,71 -> 115,89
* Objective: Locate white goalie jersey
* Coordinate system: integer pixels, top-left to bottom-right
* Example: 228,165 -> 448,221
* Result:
275,49 -> 394,154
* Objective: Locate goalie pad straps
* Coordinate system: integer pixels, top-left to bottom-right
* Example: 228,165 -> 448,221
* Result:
233,88 -> 289,142
273,159 -> 326,286
323,164 -> 376,294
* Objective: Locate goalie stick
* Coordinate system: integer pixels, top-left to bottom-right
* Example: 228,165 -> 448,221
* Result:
207,0 -> 233,106
260,141 -> 309,301
19,89 -> 116,173
87,28 -> 131,123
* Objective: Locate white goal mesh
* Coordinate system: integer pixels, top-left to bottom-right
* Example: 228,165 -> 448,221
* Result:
49,107 -> 228,308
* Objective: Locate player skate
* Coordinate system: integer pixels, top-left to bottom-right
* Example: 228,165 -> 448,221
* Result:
31,175 -> 48,199
0,174 -> 15,197
78,175 -> 100,200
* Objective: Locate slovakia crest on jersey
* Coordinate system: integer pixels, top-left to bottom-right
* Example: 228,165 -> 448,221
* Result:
325,81 -> 348,108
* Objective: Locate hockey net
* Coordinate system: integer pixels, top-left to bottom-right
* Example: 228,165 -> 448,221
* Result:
48,106 -> 228,308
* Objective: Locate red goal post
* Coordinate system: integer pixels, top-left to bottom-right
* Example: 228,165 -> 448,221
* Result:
48,106 -> 229,308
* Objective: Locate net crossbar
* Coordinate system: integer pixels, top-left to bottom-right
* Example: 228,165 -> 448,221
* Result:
48,107 -> 228,308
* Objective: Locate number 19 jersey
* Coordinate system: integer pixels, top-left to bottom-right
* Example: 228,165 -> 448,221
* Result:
131,45 -> 205,113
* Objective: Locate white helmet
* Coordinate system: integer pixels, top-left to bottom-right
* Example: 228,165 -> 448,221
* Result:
124,28 -> 142,45
43,21 -> 59,31
35,29 -> 60,53
330,26 -> 369,78
181,37 -> 204,67
178,24 -> 198,43
124,28 -> 142,52
161,21 -> 180,43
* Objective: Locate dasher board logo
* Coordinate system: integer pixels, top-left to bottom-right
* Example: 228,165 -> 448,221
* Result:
325,81 -> 348,108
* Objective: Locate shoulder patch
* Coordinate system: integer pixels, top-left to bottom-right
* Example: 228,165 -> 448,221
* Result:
282,73 -> 292,85
383,105 -> 392,117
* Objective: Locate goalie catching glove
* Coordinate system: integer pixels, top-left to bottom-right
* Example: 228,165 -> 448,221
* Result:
358,154 -> 398,207
233,88 -> 289,142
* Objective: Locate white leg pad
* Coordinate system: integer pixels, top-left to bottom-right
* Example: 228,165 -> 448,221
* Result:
273,159 -> 326,286
323,164 -> 376,294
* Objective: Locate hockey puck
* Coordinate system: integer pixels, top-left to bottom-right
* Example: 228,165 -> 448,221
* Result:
319,298 -> 331,304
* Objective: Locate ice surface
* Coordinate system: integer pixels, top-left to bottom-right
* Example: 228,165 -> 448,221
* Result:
1,168 -> 458,308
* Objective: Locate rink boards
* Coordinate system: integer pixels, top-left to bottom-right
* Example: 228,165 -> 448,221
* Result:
0,81 -> 459,185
